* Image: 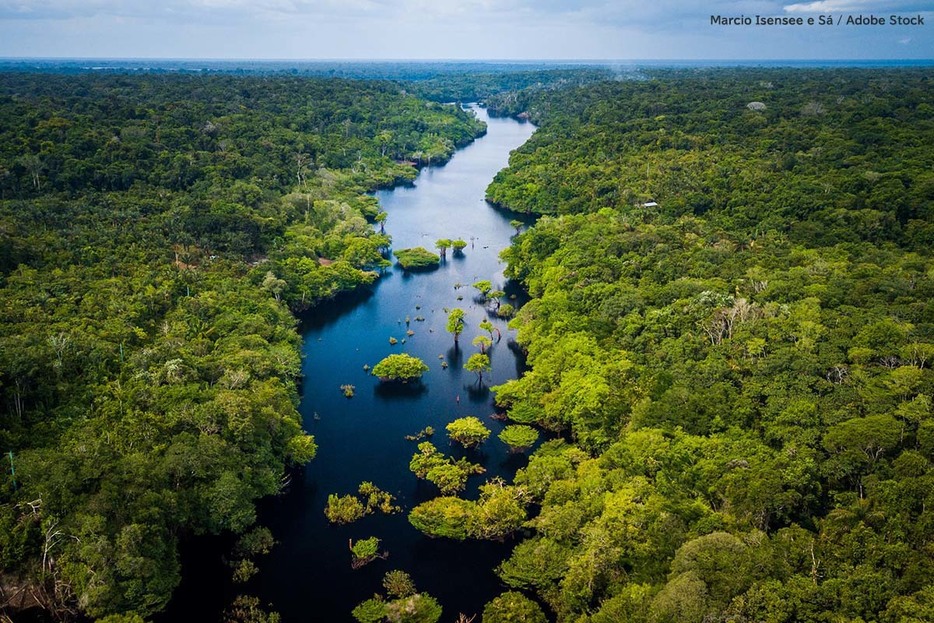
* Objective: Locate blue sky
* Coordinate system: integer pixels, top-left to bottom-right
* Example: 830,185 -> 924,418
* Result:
0,0 -> 930,60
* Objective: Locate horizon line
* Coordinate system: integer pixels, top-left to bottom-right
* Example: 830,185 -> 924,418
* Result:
1,56 -> 932,63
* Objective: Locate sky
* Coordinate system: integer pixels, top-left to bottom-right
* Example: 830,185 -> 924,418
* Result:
0,0 -> 930,60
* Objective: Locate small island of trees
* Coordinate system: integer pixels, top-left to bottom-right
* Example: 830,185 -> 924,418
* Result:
371,354 -> 429,382
394,247 -> 441,270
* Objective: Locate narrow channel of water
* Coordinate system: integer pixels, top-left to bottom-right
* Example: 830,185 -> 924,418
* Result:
250,106 -> 537,621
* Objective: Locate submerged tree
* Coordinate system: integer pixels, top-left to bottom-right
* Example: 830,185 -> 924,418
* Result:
352,570 -> 442,623
498,425 -> 540,453
371,354 -> 429,382
465,353 -> 492,385
472,335 -> 492,354
482,592 -> 546,623
435,238 -> 452,260
472,280 -> 493,301
349,537 -> 385,569
447,308 -> 466,345
447,416 -> 492,448
451,239 -> 468,255
479,318 -> 500,343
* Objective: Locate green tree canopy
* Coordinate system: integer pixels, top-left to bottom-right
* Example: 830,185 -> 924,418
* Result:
371,354 -> 429,382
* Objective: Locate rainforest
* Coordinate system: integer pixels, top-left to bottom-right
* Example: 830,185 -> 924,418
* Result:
1,64 -> 933,623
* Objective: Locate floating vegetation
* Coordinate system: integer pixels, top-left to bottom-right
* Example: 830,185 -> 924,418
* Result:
325,482 -> 401,525
340,384 -> 356,398
404,426 -> 435,441
349,537 -> 387,570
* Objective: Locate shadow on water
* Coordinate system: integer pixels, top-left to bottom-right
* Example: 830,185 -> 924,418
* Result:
445,344 -> 464,368
297,284 -> 378,332
374,380 -> 429,399
463,382 -> 491,401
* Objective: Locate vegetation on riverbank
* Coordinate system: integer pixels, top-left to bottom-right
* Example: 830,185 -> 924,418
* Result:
0,72 -> 484,620
485,68 -> 934,622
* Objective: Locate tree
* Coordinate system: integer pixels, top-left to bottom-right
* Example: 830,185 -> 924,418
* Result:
446,308 -> 466,344
447,416 -> 491,448
472,335 -> 492,354
482,592 -> 547,623
260,271 -> 286,303
465,353 -> 491,385
435,238 -> 451,260
350,537 -> 384,569
408,497 -> 475,540
451,239 -> 468,255
479,318 -> 500,343
498,425 -> 539,452
409,442 -> 485,494
469,479 -> 527,540
371,354 -> 429,382
472,280 -> 492,300
383,570 -> 417,598
325,494 -> 366,524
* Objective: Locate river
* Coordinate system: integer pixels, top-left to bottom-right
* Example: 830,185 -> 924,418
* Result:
165,105 -> 537,622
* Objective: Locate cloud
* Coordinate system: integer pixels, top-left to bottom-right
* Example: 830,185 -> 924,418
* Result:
783,0 -> 930,12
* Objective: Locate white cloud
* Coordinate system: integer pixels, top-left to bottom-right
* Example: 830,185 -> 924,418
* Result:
783,0 -> 929,12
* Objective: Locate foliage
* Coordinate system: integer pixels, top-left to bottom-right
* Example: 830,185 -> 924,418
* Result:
481,592 -> 547,623
325,494 -> 367,525
485,68 -> 934,623
404,426 -> 435,442
326,483 -> 400,524
446,308 -> 466,343
394,247 -> 441,270
352,571 -> 442,623
498,425 -> 540,452
446,417 -> 491,448
472,280 -> 493,299
408,480 -> 527,541
408,442 -> 485,494
234,527 -> 276,559
408,497 -> 476,540
350,537 -> 382,569
371,354 -> 429,382
358,482 -> 402,515
464,353 -> 492,384
383,570 -> 417,599
0,71 -> 485,619
472,335 -> 493,354
224,595 -> 281,623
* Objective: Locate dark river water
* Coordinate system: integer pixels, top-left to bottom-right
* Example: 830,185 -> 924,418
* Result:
164,106 -> 537,622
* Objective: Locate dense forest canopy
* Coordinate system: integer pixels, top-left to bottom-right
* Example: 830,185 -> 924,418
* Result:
483,69 -> 934,623
2,63 -> 933,623
0,73 -> 484,620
